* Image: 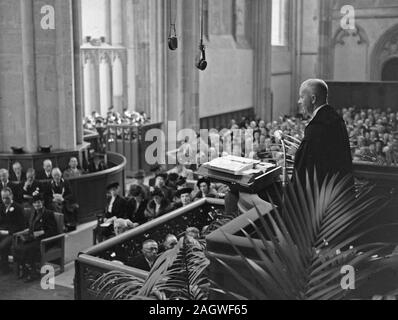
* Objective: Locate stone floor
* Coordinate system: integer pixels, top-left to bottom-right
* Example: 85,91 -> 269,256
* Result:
0,178 -> 150,300
0,221 -> 96,300
0,272 -> 74,300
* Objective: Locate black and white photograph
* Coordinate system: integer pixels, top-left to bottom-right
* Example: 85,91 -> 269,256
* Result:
1,0 -> 398,305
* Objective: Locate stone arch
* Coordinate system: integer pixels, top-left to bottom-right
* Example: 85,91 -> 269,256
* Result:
370,23 -> 398,81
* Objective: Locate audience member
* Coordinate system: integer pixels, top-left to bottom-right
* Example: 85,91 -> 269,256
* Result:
173,188 -> 193,209
128,239 -> 159,272
131,170 -> 150,200
0,169 -> 21,204
13,194 -> 58,282
21,169 -> 42,205
95,182 -> 128,242
194,178 -> 218,200
36,159 -> 53,181
163,234 -> 178,251
10,162 -> 26,184
126,185 -> 149,225
0,188 -> 25,274
145,188 -> 172,221
63,157 -> 83,179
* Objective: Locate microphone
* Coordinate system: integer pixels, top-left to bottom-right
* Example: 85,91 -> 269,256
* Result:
274,130 -> 288,188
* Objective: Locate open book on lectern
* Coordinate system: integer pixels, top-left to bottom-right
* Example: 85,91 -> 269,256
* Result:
203,155 -> 262,176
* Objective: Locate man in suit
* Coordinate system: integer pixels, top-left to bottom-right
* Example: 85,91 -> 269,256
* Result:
0,169 -> 22,204
13,193 -> 58,281
128,239 -> 159,272
9,162 -> 26,184
36,159 -> 53,181
20,168 -> 42,205
294,79 -> 353,187
0,188 -> 26,273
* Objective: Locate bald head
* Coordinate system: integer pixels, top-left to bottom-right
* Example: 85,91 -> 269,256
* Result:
298,79 -> 329,117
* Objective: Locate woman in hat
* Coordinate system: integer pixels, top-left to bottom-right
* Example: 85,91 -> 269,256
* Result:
95,182 -> 128,243
193,178 -> 218,201
131,170 -> 150,200
154,173 -> 173,201
148,164 -> 163,187
173,187 -> 193,209
145,188 -> 172,221
13,194 -> 58,281
126,185 -> 148,225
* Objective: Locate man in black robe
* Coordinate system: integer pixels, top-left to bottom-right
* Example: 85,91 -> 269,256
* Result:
294,79 -> 353,188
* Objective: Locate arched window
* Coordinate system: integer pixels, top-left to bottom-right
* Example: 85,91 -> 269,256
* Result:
271,0 -> 289,46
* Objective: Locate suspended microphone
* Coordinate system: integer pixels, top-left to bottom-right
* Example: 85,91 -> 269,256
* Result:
168,0 -> 178,51
168,24 -> 178,51
196,43 -> 207,71
196,0 -> 207,71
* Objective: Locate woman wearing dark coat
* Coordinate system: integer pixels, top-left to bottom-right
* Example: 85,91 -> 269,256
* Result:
13,194 -> 58,281
145,188 -> 172,221
126,185 -> 148,225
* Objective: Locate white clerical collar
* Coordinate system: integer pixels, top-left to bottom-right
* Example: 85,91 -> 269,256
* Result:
311,104 -> 327,121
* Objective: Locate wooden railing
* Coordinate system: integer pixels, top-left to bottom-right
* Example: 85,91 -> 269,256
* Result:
66,152 -> 127,223
74,198 -> 225,300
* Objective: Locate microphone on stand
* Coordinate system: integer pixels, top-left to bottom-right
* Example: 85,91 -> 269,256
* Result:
274,130 -> 288,189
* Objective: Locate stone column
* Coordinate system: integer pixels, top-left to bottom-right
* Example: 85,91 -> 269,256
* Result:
317,0 -> 333,79
110,0 -> 123,46
55,0 -> 77,150
99,52 -> 112,115
181,0 -> 200,132
20,0 -> 39,153
0,0 -> 80,153
73,0 -> 84,145
83,54 -> 93,115
112,53 -> 124,112
252,0 -> 273,122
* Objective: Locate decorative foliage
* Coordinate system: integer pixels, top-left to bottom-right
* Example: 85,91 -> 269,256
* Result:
212,172 -> 398,300
91,237 -> 210,300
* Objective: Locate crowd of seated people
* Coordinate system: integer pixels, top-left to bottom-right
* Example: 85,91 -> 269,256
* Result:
341,108 -> 398,166
0,188 -> 59,281
0,158 -> 83,232
188,108 -> 398,168
94,163 -> 227,243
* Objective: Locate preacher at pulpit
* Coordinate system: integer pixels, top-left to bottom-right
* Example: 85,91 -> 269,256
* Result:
294,79 -> 353,186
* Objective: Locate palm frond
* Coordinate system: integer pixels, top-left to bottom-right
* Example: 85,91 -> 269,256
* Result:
211,171 -> 397,300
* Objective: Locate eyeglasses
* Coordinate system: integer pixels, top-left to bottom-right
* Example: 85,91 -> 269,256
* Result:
144,247 -> 158,252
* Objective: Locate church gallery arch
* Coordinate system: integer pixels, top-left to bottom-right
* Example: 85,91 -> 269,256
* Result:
371,23 -> 398,81
382,58 -> 398,81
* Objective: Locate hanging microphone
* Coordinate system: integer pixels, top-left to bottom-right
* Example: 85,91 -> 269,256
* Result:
168,24 -> 178,51
196,0 -> 207,71
196,43 -> 207,71
168,0 -> 178,51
